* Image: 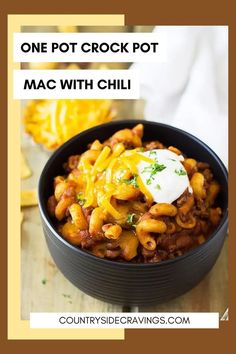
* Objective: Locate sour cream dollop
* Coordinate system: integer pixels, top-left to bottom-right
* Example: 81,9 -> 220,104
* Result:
137,149 -> 191,204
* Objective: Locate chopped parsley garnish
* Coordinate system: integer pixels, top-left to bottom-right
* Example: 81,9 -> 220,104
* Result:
76,192 -> 86,206
169,158 -> 176,162
127,213 -> 136,227
41,278 -> 47,285
155,184 -> 161,190
62,294 -> 71,298
149,150 -> 157,157
142,162 -> 166,175
142,162 -> 166,185
174,168 -> 187,176
122,174 -> 139,188
140,147 -> 145,152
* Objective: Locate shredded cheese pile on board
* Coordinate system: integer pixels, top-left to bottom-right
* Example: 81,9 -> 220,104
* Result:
23,99 -> 115,150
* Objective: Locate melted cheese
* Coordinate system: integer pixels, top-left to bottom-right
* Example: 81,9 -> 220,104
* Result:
78,146 -> 190,218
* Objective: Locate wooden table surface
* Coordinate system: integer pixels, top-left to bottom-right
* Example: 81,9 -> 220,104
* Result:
21,103 -> 228,319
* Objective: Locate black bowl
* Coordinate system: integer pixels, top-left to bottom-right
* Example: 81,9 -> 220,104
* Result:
38,120 -> 228,306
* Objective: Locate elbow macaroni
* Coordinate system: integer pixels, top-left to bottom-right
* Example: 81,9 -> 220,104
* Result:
48,124 -> 223,263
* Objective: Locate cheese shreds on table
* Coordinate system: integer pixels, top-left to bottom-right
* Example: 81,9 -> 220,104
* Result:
57,25 -> 78,33
21,189 -> 38,207
21,151 -> 32,179
28,62 -> 57,70
23,99 -> 115,150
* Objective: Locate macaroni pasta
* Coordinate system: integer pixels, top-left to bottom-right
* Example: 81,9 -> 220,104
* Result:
47,124 -> 222,263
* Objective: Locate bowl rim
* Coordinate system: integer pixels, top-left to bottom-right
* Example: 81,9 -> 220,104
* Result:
38,119 -> 228,268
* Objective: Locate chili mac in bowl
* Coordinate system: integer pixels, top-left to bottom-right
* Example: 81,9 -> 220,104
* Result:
38,120 -> 228,306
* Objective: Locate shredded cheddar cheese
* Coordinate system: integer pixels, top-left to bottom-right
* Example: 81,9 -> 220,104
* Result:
23,99 -> 115,150
93,146 -> 111,172
106,159 -> 118,184
77,145 -> 155,217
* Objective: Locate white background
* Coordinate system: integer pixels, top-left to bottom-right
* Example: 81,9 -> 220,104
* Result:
30,312 -> 219,329
14,69 -> 140,99
14,32 -> 166,63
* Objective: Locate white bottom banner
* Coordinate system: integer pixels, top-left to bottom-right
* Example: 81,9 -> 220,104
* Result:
30,312 -> 219,329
